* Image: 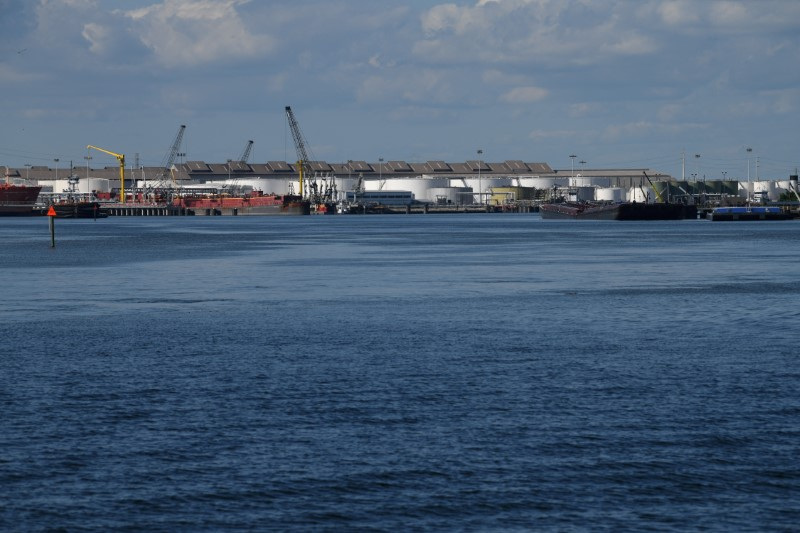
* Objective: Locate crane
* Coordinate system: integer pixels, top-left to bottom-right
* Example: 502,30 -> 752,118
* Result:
285,106 -> 311,199
237,140 -> 254,164
642,170 -> 665,203
154,125 -> 186,190
87,145 -> 126,203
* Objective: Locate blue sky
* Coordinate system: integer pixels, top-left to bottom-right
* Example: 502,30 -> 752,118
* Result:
1,0 -> 798,180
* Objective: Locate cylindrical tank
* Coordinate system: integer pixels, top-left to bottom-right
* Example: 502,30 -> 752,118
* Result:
241,178 -> 291,195
628,186 -> 654,203
429,187 -> 472,205
595,187 -> 624,202
753,180 -> 778,201
371,178 -> 448,203
516,177 -> 560,189
56,177 -> 110,193
738,181 -> 753,198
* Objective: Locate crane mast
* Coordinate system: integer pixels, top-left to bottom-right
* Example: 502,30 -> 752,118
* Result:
87,145 -> 126,203
238,140 -> 254,164
157,125 -> 186,187
285,106 -> 310,199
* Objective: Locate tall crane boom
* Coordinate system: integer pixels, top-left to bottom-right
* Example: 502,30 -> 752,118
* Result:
238,140 -> 254,164
285,106 -> 311,198
87,145 -> 126,203
155,125 -> 186,186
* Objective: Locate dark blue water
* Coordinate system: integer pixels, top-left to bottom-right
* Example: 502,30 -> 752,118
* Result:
2,215 -> 799,531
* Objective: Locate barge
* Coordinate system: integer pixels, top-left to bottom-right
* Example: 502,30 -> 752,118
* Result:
540,201 -> 696,220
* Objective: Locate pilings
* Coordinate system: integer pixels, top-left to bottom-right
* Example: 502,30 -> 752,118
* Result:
105,206 -> 190,216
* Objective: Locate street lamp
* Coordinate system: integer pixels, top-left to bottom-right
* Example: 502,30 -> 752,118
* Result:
746,147 -> 752,182
477,149 -> 483,205
54,158 -> 59,181
84,155 -> 92,179
694,154 -> 701,181
379,157 -> 383,190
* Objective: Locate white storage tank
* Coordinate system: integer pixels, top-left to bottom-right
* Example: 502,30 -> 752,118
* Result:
55,177 -> 110,193
753,180 -> 778,201
241,178 -> 292,195
596,187 -> 624,202
738,181 -> 753,198
371,178 -> 449,203
628,186 -> 654,203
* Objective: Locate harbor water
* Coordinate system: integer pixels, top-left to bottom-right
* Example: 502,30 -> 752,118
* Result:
1,215 -> 799,530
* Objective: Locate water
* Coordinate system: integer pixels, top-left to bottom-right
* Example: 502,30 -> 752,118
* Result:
2,214 -> 799,531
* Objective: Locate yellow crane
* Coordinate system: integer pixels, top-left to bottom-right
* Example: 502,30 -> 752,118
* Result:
87,145 -> 126,203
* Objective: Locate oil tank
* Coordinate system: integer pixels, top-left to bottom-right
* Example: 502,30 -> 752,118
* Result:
595,187 -> 624,202
628,186 -> 654,203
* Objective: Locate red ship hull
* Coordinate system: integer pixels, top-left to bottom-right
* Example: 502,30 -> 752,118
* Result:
0,184 -> 42,216
174,194 -> 310,216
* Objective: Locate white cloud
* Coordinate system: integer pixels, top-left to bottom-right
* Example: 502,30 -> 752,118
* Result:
81,23 -> 110,54
501,86 -> 549,103
417,0 -> 657,67
656,0 -> 699,26
123,0 -> 275,67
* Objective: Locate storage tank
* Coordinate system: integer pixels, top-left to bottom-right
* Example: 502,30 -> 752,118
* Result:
595,187 -> 624,202
738,181 -> 753,198
628,186 -> 654,203
373,178 -> 449,203
55,177 -> 110,193
429,187 -> 472,205
753,180 -> 778,201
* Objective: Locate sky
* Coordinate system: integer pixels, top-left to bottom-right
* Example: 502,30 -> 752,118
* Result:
1,0 -> 799,180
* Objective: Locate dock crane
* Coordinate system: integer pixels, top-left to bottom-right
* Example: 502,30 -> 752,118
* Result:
285,106 -> 310,199
642,170 -> 666,203
237,140 -> 253,164
152,125 -> 186,191
87,145 -> 125,203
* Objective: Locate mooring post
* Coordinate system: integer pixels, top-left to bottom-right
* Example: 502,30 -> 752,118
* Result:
47,205 -> 56,247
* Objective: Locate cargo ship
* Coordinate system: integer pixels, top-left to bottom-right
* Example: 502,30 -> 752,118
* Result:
709,206 -> 793,221
539,201 -> 696,220
174,193 -> 310,215
1,182 -> 42,216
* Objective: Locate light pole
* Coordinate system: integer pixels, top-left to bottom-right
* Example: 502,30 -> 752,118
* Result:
379,157 -> 383,190
579,160 -> 586,174
24,163 -> 31,180
569,154 -> 576,177
84,155 -> 92,179
746,147 -> 752,182
477,149 -> 483,205
54,158 -> 59,181
694,154 -> 701,181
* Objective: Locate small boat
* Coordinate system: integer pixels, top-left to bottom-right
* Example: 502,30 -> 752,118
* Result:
708,206 -> 793,221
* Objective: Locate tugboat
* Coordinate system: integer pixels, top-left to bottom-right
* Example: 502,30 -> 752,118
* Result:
47,175 -> 108,219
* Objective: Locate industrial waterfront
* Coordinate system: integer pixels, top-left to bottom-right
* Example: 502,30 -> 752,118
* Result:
3,117 -> 799,218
